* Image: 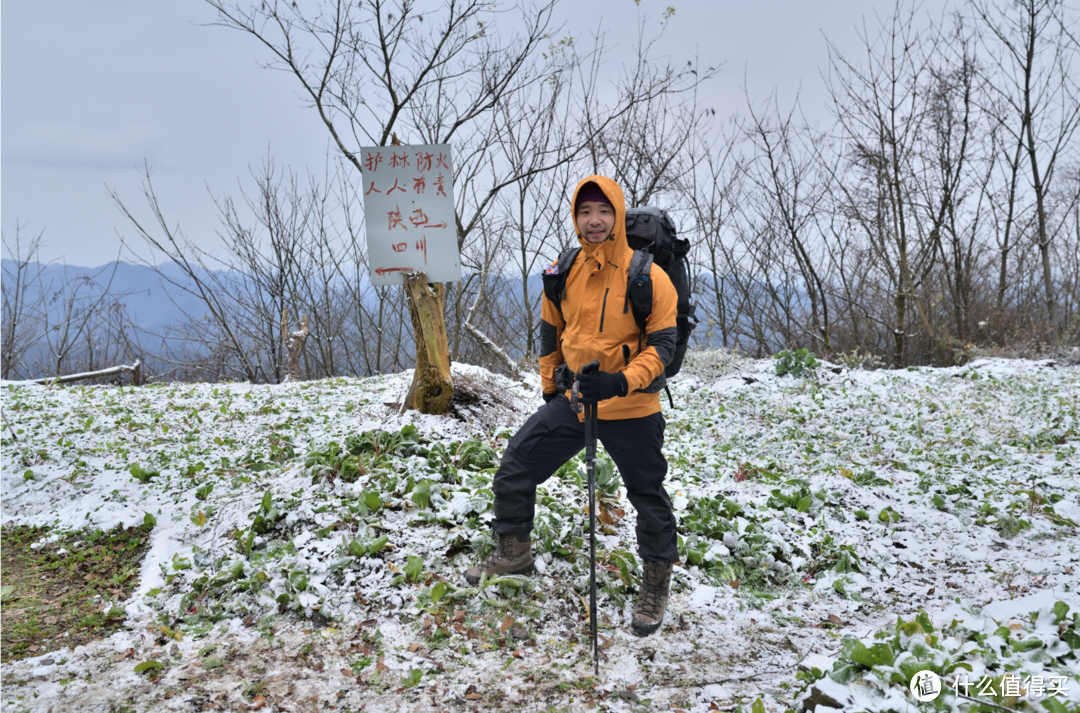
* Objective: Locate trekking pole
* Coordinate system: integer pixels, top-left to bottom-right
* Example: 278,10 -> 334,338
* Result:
571,364 -> 601,676
585,397 -> 599,676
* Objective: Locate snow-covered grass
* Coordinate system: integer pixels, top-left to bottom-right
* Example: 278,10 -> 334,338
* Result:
1,355 -> 1078,712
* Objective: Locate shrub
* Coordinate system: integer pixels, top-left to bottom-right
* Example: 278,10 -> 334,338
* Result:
774,348 -> 820,378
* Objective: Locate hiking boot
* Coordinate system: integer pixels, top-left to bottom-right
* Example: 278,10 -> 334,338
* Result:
631,561 -> 673,636
463,531 -> 534,585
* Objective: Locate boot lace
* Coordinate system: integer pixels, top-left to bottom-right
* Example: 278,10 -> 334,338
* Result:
479,535 -> 513,570
636,566 -> 670,619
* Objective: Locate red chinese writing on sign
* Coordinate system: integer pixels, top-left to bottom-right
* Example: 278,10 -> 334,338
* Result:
388,206 -> 407,231
364,171 -> 451,197
361,143 -> 457,285
381,236 -> 427,263
409,208 -> 447,228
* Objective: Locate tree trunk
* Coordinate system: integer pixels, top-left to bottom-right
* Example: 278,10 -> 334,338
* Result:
893,292 -> 906,368
282,312 -> 309,383
403,272 -> 453,414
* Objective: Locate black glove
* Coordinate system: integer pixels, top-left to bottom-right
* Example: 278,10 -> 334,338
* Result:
576,361 -> 628,404
543,391 -> 559,403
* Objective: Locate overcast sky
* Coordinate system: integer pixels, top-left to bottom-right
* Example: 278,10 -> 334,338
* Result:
2,0 -> 935,268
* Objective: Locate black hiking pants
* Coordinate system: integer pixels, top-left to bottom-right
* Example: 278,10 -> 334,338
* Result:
491,394 -> 678,563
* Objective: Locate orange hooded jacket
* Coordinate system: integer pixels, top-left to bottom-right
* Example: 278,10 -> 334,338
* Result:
538,176 -> 678,421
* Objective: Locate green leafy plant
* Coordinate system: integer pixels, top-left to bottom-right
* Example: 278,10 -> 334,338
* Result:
344,535 -> 389,559
128,463 -> 160,484
133,660 -> 163,675
774,348 -> 820,378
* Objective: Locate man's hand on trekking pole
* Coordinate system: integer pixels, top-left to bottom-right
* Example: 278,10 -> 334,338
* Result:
576,360 -> 628,404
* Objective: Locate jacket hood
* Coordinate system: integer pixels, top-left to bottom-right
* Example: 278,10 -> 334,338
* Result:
571,175 -> 629,260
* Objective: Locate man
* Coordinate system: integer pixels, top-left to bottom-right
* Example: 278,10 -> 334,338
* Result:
464,175 -> 680,636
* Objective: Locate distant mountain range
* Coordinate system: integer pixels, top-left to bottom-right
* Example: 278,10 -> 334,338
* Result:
1,259 -> 210,335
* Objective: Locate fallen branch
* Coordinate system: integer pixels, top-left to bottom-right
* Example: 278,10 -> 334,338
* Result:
26,360 -> 142,386
463,321 -> 524,381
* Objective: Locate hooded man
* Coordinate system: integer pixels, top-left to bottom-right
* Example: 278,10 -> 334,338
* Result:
464,175 -> 679,636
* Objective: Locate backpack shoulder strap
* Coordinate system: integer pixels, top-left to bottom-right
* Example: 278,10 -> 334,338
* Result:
542,246 -> 581,320
624,248 -> 654,331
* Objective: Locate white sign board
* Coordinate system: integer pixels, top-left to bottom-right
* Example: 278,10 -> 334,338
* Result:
359,144 -> 461,285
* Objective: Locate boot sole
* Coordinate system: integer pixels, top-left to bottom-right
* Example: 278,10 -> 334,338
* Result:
631,617 -> 663,637
463,562 -> 535,586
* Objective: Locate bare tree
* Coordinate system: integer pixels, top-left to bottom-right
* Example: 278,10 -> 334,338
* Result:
741,92 -> 833,352
823,2 -> 951,366
40,258 -> 129,378
111,168 -> 267,383
972,0 -> 1080,339
2,224 -> 46,379
683,118 -> 743,349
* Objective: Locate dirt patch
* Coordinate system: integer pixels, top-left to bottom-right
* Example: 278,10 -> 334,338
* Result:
0,524 -> 153,662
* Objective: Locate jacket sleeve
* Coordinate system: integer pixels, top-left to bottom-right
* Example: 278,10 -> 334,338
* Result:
538,291 -> 566,394
621,264 -> 678,392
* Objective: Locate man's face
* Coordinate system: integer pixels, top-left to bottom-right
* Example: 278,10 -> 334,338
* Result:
576,201 -> 615,244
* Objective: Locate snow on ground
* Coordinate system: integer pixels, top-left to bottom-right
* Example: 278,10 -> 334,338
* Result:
1,353 -> 1078,712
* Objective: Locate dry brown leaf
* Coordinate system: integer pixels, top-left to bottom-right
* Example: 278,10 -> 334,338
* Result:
500,615 -> 514,634
827,614 -> 843,625
408,642 -> 421,653
375,655 -> 388,674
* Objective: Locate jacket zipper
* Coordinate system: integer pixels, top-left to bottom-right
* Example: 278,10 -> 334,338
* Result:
598,288 -> 609,332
